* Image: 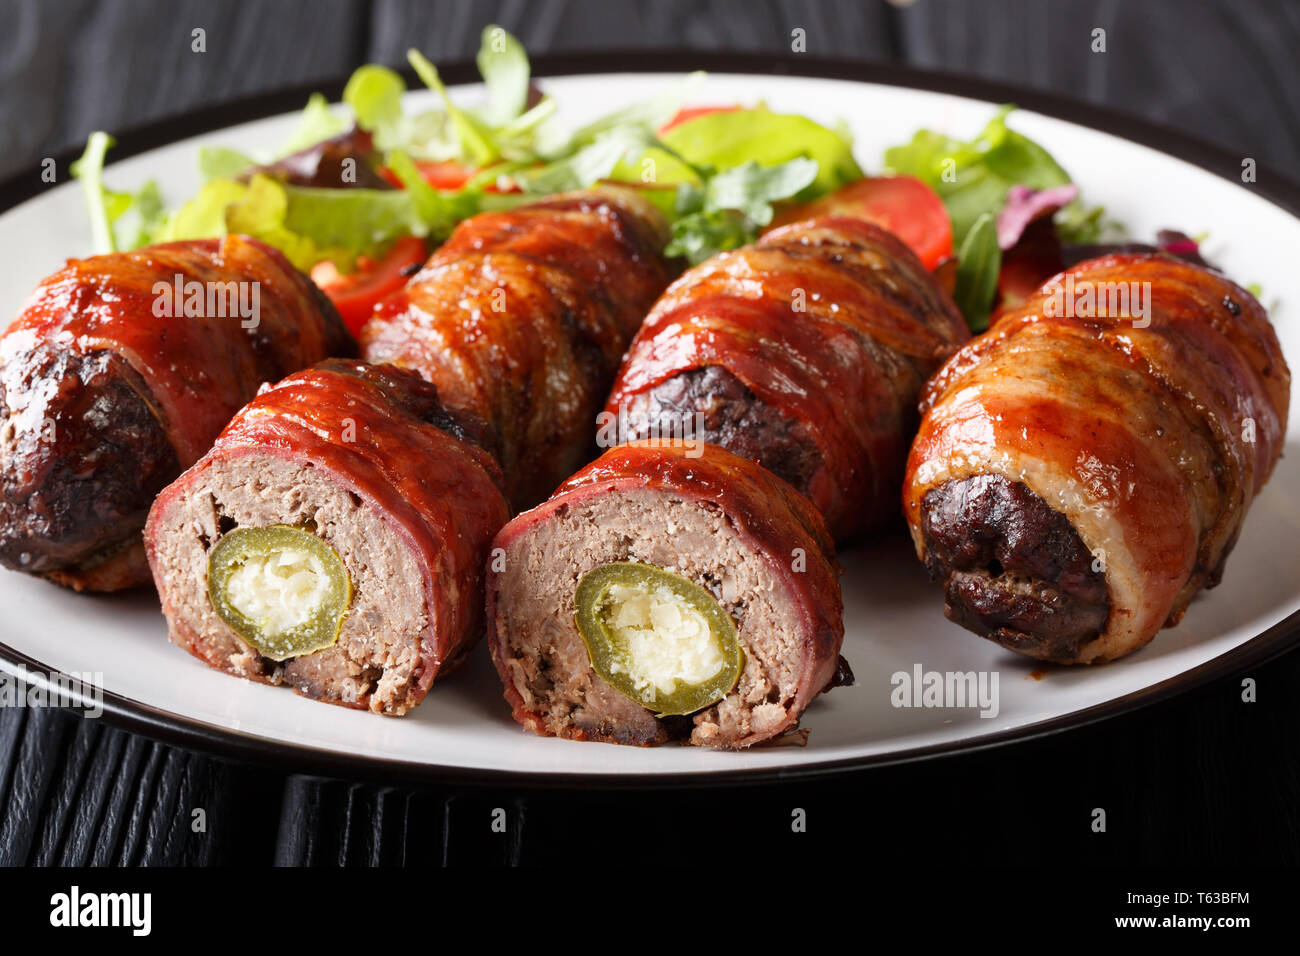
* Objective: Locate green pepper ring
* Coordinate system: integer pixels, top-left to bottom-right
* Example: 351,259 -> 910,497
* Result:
207,524 -> 353,662
574,561 -> 744,717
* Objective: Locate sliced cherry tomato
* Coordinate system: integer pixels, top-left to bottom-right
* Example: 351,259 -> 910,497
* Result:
658,105 -> 741,134
769,175 -> 954,269
310,235 -> 428,337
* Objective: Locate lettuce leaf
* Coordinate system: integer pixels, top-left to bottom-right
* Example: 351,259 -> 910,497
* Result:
407,48 -> 500,166
657,107 -> 862,196
884,105 -> 1099,247
70,131 -> 168,253
342,65 -> 406,145
951,212 -> 1001,331
280,92 -> 348,155
477,25 -> 531,126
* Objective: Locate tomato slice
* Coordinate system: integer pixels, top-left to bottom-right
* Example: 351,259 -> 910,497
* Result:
310,235 -> 428,337
659,105 -> 741,134
770,176 -> 953,269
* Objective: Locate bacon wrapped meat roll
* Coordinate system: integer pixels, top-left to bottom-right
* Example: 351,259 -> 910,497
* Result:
904,254 -> 1290,664
604,217 -> 968,540
361,186 -> 671,510
0,237 -> 352,591
487,439 -> 846,749
145,360 -> 508,715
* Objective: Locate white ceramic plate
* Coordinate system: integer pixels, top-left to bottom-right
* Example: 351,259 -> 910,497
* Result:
2,56 -> 1297,784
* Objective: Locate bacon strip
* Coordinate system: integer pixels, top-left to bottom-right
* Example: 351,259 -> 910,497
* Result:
903,253 -> 1290,663
361,187 -> 671,509
606,217 -> 968,539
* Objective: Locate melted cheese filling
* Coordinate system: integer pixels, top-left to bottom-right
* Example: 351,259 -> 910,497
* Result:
224,548 -> 331,635
601,582 -> 726,694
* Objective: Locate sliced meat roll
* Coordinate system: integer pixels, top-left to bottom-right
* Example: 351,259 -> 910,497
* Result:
146,360 -> 509,715
0,236 -> 352,590
487,439 -> 846,749
360,186 -> 671,510
605,216 -> 969,540
904,253 -> 1290,664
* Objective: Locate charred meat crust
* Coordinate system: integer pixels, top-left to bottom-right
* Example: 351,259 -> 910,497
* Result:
0,346 -> 178,578
920,475 -> 1109,662
619,366 -> 823,498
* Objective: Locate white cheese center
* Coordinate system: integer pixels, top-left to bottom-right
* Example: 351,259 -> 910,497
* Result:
601,582 -> 725,695
224,548 -> 331,635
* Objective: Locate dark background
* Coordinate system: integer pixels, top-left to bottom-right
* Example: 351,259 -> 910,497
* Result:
1,0 -> 1298,867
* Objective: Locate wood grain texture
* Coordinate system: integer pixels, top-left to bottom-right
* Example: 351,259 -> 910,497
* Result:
1,0 -> 1298,867
896,0 -> 1300,169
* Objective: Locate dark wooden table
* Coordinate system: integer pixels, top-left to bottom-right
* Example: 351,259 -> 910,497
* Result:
2,0 -> 1298,867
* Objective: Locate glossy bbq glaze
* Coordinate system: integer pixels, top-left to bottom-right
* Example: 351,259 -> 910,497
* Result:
146,360 -> 509,714
487,439 -> 846,748
0,236 -> 352,590
360,186 -> 671,510
904,253 -> 1290,664
606,216 -> 968,540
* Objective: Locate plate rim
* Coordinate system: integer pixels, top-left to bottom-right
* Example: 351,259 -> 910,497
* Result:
2,50 -> 1298,789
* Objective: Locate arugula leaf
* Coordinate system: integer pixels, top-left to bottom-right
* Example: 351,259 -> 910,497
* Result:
408,48 -> 499,165
665,157 -> 819,264
952,212 -> 1002,331
385,150 -> 484,233
665,209 -> 752,262
701,158 -> 818,225
884,105 -> 1099,247
476,25 -> 530,126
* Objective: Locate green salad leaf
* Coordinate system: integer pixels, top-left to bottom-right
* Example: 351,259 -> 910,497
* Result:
71,131 -> 169,253
342,65 -> 406,144
951,211 -> 1002,331
700,157 -> 819,225
658,107 -> 862,195
884,105 -> 1099,247
67,30 -> 890,276
280,92 -> 347,154
476,25 -> 531,126
665,156 -> 819,264
70,131 -> 119,253
518,126 -> 655,194
408,48 -> 500,166
198,146 -> 256,182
